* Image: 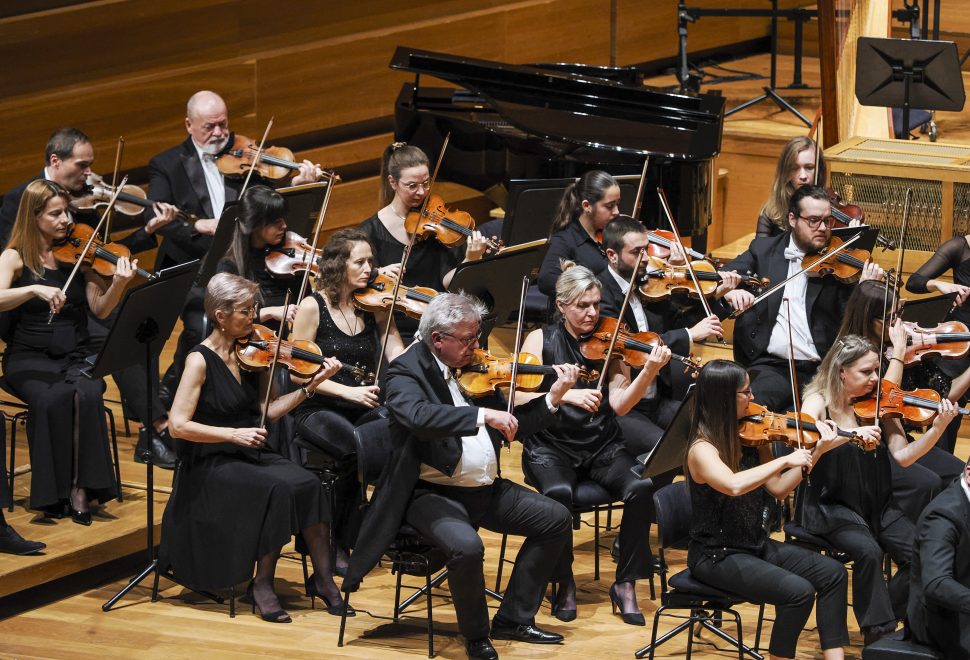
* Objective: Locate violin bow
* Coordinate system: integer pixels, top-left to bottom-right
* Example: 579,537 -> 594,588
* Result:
375,133 -> 451,378
240,117 -> 274,200
593,248 -> 646,404
891,189 -> 912,325
631,157 -> 650,221
257,289 -> 291,456
504,276 -> 530,451
727,231 -> 864,320
48,175 -> 129,324
783,297 -> 809,483
296,171 -> 337,304
657,187 -> 723,342
104,136 -> 125,241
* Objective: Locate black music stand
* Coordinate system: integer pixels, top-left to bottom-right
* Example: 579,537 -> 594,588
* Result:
98,261 -> 203,612
501,178 -> 574,246
196,202 -> 240,288
901,292 -> 958,326
856,37 -> 965,141
634,387 -> 694,480
275,181 -> 331,237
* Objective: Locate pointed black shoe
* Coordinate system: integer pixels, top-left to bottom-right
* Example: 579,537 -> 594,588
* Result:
490,620 -> 563,644
69,507 -> 92,526
305,573 -> 355,616
0,525 -> 46,555
466,637 -> 498,660
135,427 -> 176,470
609,583 -> 645,626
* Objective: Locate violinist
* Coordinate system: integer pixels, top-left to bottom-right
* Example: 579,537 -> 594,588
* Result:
357,143 -> 486,343
796,334 -> 959,645
160,273 -> 348,623
290,229 -> 404,567
518,263 -> 670,625
756,136 -> 826,238
686,360 -> 849,660
723,185 -> 884,411
536,170 -> 619,298
837,280 -> 965,521
0,180 -> 138,523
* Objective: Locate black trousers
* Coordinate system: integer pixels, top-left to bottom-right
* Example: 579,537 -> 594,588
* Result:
405,478 -> 572,641
747,357 -> 819,412
524,440 -> 656,582
822,514 -> 914,630
890,447 -> 964,522
691,540 -> 849,658
615,396 -> 681,458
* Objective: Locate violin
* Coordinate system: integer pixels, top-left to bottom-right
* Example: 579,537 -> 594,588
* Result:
826,189 -> 895,250
404,193 -> 502,253
852,378 -> 970,427
235,324 -> 373,384
638,257 -> 768,302
738,402 -> 873,451
801,235 -> 900,287
456,348 -> 598,398
52,222 -> 153,280
896,320 -> 970,365
216,134 -> 336,182
643,228 -> 722,266
579,316 -> 701,373
73,173 -> 198,224
353,272 -> 438,319
264,231 -> 322,278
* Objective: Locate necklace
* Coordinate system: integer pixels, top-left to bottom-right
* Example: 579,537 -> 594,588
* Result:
387,204 -> 407,222
335,301 -> 360,336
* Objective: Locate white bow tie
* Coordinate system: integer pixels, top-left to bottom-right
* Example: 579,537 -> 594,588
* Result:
784,246 -> 805,261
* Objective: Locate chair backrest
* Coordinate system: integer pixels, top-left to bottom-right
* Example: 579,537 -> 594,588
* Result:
354,417 -> 394,493
652,481 -> 693,551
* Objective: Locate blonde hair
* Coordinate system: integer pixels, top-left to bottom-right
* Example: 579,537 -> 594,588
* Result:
803,334 -> 875,408
760,136 -> 826,232
8,179 -> 72,279
204,272 -> 259,325
554,261 -> 601,308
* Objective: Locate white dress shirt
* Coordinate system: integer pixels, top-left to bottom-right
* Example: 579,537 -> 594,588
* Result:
192,141 -> 226,220
608,266 -> 657,399
961,473 -> 970,505
766,238 -> 821,362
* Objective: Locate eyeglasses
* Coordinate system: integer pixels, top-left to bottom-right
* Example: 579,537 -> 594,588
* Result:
796,214 -> 833,229
440,331 -> 481,346
736,388 -> 753,398
397,179 -> 432,193
233,305 -> 259,318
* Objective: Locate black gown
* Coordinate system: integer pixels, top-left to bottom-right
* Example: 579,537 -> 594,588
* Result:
2,264 -> 115,509
159,345 -> 327,591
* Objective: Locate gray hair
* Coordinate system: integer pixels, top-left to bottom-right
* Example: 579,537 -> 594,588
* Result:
418,292 -> 487,346
555,262 -> 601,306
204,272 -> 259,323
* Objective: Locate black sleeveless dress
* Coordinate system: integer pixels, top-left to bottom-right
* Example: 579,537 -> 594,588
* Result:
2,263 -> 115,509
159,345 -> 327,591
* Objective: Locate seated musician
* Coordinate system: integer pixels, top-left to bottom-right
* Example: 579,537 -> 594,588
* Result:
796,334 -> 958,645
837,280 -> 964,522
686,359 -> 849,660
756,136 -> 826,238
519,263 -> 670,625
162,273 -> 349,623
722,185 -> 883,411
290,228 -> 404,569
536,170 -> 618,298
0,180 -> 137,523
357,143 -> 486,343
908,455 -> 970,658
345,292 -> 577,660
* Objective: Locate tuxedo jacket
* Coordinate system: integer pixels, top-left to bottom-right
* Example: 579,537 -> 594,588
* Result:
724,232 -> 853,366
344,340 -> 556,590
0,172 -> 157,253
908,478 -> 970,659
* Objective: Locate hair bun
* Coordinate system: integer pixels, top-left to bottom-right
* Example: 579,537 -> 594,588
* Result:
391,141 -> 407,150
558,259 -> 577,273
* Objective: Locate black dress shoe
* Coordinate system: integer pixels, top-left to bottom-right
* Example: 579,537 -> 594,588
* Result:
0,525 -> 46,555
466,638 -> 498,660
69,507 -> 92,526
135,427 -> 176,470
490,621 -> 563,644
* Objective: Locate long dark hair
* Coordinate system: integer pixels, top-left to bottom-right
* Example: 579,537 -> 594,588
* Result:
550,170 -> 618,233
379,143 -> 429,207
837,279 -> 896,344
686,359 -> 748,474
315,228 -> 373,305
223,185 -> 287,281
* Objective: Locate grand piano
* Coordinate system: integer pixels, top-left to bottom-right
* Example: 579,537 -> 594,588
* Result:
390,47 -> 725,246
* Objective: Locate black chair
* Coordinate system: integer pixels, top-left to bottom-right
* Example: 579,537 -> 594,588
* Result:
337,418 -> 447,659
636,482 -> 765,660
862,630 -> 942,659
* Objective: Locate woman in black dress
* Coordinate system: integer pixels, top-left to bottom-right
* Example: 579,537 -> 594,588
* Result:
756,136 -> 826,237
357,143 -> 486,342
290,228 -> 403,564
685,359 -> 850,660
518,263 -> 670,624
0,179 -> 136,523
797,334 -> 958,645
536,170 -> 620,297
163,273 -> 349,623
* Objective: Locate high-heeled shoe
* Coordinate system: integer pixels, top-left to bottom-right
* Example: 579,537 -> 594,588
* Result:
549,581 -> 577,622
246,580 -> 291,623
609,583 -> 645,626
69,506 -> 92,526
305,574 -> 355,617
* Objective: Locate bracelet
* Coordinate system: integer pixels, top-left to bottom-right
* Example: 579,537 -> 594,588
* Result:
889,357 -> 904,365
301,386 -> 314,399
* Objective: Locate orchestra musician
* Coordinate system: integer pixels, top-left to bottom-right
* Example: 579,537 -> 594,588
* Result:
519,263 -> 670,625
0,180 -> 137,524
290,228 -> 405,571
722,185 -> 883,411
357,143 -> 486,343
756,136 -> 826,238
537,170 -> 619,298
161,273 -> 349,623
796,334 -> 959,645
0,477 -> 45,554
686,359 -> 850,660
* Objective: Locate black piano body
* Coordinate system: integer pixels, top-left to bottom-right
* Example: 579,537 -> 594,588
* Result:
390,47 -> 725,246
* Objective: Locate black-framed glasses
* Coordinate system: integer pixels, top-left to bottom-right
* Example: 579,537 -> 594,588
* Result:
796,214 -> 833,229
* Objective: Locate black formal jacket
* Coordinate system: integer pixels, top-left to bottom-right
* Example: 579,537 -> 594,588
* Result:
0,172 -> 157,253
537,220 -> 608,297
344,340 -> 557,591
908,478 -> 970,659
723,232 -> 853,366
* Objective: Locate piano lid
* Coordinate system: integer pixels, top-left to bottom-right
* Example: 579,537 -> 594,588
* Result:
390,47 -> 724,161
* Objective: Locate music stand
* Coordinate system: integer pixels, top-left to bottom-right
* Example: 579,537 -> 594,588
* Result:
501,178 -> 574,246
196,202 -> 240,288
634,387 -> 694,479
831,225 -> 878,253
98,261 -> 204,611
275,181 -> 331,238
901,292 -> 958,326
856,37 -> 965,140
